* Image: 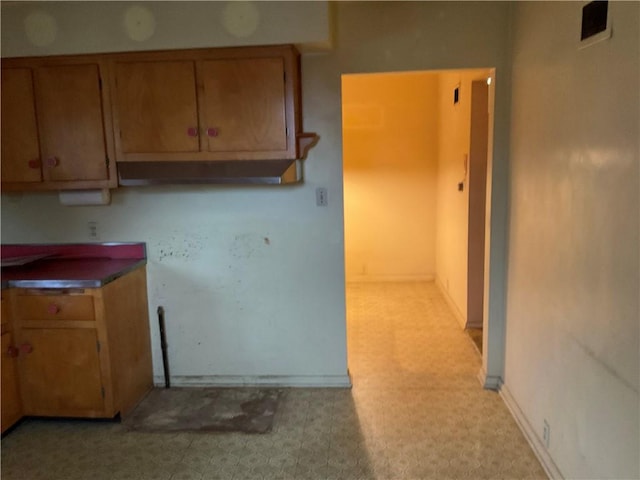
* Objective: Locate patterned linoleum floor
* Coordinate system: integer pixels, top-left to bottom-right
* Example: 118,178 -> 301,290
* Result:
0,282 -> 546,480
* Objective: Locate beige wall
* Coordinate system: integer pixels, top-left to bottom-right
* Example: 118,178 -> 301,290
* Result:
435,70 -> 490,327
504,2 -> 639,478
342,72 -> 439,282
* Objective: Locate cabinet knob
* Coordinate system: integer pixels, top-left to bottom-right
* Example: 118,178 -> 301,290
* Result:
187,127 -> 199,137
207,128 -> 219,138
7,346 -> 19,358
46,157 -> 59,167
19,343 -> 33,354
28,159 -> 41,169
47,303 -> 60,315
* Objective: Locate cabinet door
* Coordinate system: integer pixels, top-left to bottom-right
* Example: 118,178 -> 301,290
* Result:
1,332 -> 22,433
200,57 -> 288,154
1,68 -> 42,183
34,64 -> 109,182
114,61 -> 200,154
18,328 -> 105,417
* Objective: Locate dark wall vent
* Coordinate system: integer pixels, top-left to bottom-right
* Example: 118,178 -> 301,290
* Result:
581,1 -> 608,41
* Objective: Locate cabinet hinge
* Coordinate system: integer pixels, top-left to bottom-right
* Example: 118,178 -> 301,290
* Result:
99,77 -> 102,90
96,340 -> 101,353
286,127 -> 289,137
105,156 -> 109,167
101,386 -> 105,399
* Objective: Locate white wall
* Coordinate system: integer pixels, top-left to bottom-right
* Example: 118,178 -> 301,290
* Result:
1,0 -> 347,387
504,2 -> 639,479
1,2 -> 512,388
0,1 -> 331,56
342,72 -> 439,282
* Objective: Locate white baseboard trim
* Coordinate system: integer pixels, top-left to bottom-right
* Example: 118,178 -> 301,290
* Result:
476,367 -> 501,391
500,383 -> 564,480
154,374 -> 353,388
435,277 -> 467,329
346,274 -> 435,283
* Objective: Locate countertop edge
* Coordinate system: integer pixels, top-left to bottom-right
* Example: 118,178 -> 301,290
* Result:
5,259 -> 147,290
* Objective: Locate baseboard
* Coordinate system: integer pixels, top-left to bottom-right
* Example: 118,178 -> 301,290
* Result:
435,277 -> 467,329
153,374 -> 353,388
346,274 -> 435,283
477,367 -> 501,391
500,384 -> 564,480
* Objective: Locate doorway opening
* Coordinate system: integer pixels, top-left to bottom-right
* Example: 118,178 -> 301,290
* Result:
342,68 -> 494,373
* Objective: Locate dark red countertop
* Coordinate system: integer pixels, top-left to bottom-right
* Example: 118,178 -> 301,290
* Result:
1,243 -> 147,289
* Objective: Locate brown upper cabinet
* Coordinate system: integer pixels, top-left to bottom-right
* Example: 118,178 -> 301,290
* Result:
1,57 -> 117,191
110,45 -> 312,163
1,68 -> 41,185
1,45 -> 316,191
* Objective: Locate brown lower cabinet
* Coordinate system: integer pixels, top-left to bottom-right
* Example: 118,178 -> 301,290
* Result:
17,328 -> 107,417
1,265 -> 152,428
1,330 -> 23,433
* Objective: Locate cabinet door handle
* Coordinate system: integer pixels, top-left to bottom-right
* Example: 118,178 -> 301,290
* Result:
187,127 -> 199,137
19,343 -> 33,354
28,159 -> 41,169
46,157 -> 59,167
47,303 -> 60,315
207,128 -> 219,138
7,346 -> 19,358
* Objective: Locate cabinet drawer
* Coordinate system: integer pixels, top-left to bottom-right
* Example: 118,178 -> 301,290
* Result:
14,295 -> 95,322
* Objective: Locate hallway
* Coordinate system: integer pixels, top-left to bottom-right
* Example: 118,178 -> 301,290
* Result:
1,282 -> 546,479
346,282 -> 545,478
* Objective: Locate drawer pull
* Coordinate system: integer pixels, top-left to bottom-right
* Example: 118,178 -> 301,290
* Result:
28,159 -> 41,169
7,346 -> 19,358
187,127 -> 199,137
47,303 -> 61,315
46,157 -> 59,168
19,343 -> 33,354
207,127 -> 219,137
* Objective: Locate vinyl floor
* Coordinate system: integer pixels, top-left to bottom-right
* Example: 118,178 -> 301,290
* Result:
0,281 -> 546,480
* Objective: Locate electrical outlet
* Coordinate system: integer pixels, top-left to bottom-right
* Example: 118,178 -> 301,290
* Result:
543,420 -> 550,448
88,221 -> 99,239
316,187 -> 328,207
